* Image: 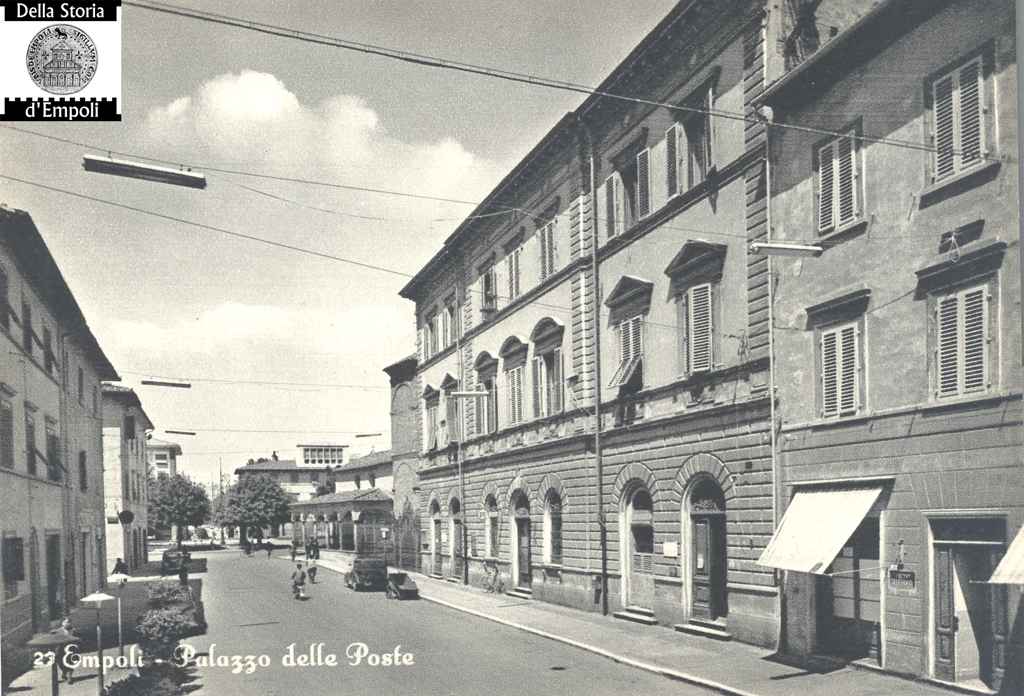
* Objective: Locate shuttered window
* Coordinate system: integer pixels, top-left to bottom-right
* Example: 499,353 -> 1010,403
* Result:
531,347 -> 562,419
426,404 -> 438,450
0,398 -> 13,470
507,365 -> 524,425
507,247 -> 522,301
636,149 -> 651,219
937,286 -> 988,397
932,57 -> 984,182
539,221 -> 556,280
546,492 -> 563,565
818,132 -> 858,233
602,173 -> 625,239
609,315 -> 643,388
666,124 -> 679,197
821,323 -> 859,417
678,283 -> 714,376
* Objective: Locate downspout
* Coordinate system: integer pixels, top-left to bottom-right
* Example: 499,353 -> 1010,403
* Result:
577,114 -> 607,616
761,104 -> 783,652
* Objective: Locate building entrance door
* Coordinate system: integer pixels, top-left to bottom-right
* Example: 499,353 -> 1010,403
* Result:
932,518 -> 1007,691
689,479 -> 727,621
627,488 -> 654,610
45,534 -> 61,621
516,517 -> 532,587
432,517 -> 443,576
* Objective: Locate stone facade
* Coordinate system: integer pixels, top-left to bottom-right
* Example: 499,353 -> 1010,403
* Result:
0,206 -> 118,665
759,0 -> 1021,689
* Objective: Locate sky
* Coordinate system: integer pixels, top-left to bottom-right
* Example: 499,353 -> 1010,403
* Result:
0,0 -> 681,490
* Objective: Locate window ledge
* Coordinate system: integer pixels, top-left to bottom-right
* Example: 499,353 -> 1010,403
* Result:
817,218 -> 869,248
919,160 -> 1002,209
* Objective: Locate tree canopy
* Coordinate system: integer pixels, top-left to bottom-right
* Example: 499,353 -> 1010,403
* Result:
219,474 -> 291,540
148,474 -> 210,533
314,465 -> 336,497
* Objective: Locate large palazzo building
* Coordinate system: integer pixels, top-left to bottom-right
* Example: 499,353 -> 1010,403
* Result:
395,0 -> 1021,687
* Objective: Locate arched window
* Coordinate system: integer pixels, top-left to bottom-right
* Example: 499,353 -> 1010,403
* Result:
485,495 -> 499,558
544,491 -> 563,565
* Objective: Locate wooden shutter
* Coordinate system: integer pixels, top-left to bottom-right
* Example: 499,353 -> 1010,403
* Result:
427,405 -> 438,449
958,59 -> 983,169
822,330 -> 839,416
508,366 -> 523,424
446,394 -> 460,444
666,125 -> 679,197
818,141 -> 835,231
962,288 -> 986,392
550,348 -> 562,414
688,284 -> 712,373
604,173 -> 624,238
540,222 -> 556,280
636,149 -> 651,219
630,314 -> 643,369
836,136 -> 856,225
937,295 -> 961,396
0,400 -> 13,470
532,356 -> 544,419
822,324 -> 858,415
839,325 -> 858,413
933,73 -> 956,179
507,248 -> 521,301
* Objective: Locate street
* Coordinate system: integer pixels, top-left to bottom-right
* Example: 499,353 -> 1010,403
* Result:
186,550 -> 704,695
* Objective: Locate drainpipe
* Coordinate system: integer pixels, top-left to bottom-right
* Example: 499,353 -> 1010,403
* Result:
761,104 -> 784,652
577,114 -> 607,616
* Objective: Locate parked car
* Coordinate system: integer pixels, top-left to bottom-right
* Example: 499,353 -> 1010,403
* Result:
160,549 -> 190,576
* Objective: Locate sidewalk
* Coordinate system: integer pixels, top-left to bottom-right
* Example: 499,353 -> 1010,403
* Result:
5,645 -> 141,696
311,551 -> 973,696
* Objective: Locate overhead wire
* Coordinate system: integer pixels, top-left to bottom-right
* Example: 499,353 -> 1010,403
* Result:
123,0 -> 1013,167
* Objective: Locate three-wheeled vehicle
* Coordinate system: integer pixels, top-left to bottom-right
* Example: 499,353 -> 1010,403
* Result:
338,522 -> 388,591
385,572 -> 419,600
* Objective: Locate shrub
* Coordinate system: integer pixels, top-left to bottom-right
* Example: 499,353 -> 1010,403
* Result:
136,608 -> 198,662
102,668 -> 180,696
148,580 -> 191,610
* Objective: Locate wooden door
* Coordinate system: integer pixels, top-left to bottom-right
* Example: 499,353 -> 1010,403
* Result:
451,519 -> 463,579
692,517 -> 712,619
935,545 -> 956,682
45,535 -> 61,621
630,524 -> 655,609
517,518 -> 531,587
432,520 -> 443,575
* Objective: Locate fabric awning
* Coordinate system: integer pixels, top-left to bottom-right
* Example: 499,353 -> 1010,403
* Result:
989,525 -> 1024,584
758,484 -> 884,574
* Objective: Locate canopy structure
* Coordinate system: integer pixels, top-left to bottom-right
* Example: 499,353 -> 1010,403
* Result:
758,484 -> 884,574
989,525 -> 1024,584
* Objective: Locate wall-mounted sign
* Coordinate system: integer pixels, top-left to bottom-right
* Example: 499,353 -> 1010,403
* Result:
888,568 -> 916,594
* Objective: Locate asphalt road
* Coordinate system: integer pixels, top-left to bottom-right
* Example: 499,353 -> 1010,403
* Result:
182,550 -> 706,695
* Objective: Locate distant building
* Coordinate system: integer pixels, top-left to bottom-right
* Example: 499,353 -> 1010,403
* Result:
0,206 -> 119,664
335,450 -> 392,493
102,385 -> 153,573
147,438 -> 181,479
234,444 -> 349,502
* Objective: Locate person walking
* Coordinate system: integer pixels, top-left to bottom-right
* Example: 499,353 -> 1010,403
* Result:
290,563 -> 306,600
290,541 -> 298,563
266,541 -> 273,558
307,560 -> 318,584
112,558 -> 128,575
54,618 -> 79,683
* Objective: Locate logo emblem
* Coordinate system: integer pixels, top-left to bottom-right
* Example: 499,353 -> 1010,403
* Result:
26,24 -> 98,95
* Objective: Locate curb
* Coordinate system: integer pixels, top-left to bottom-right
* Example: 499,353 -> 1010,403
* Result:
419,593 -> 760,696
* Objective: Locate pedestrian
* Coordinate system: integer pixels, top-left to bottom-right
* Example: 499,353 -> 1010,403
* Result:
266,541 -> 273,558
178,562 -> 189,590
311,538 -> 320,560
307,560 -> 318,584
54,618 -> 79,683
111,558 -> 128,575
290,543 -> 297,563
291,563 -> 306,600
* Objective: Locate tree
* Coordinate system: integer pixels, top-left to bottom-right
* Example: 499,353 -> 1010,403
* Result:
148,474 -> 211,545
221,474 -> 291,543
313,465 -> 336,497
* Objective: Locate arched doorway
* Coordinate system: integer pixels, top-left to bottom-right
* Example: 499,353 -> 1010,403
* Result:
625,487 -> 655,610
449,499 -> 463,580
510,492 -> 531,588
430,501 -> 442,576
688,478 -> 727,621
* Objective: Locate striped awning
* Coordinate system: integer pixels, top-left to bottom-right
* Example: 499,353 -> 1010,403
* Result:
758,484 -> 884,574
989,526 -> 1024,584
